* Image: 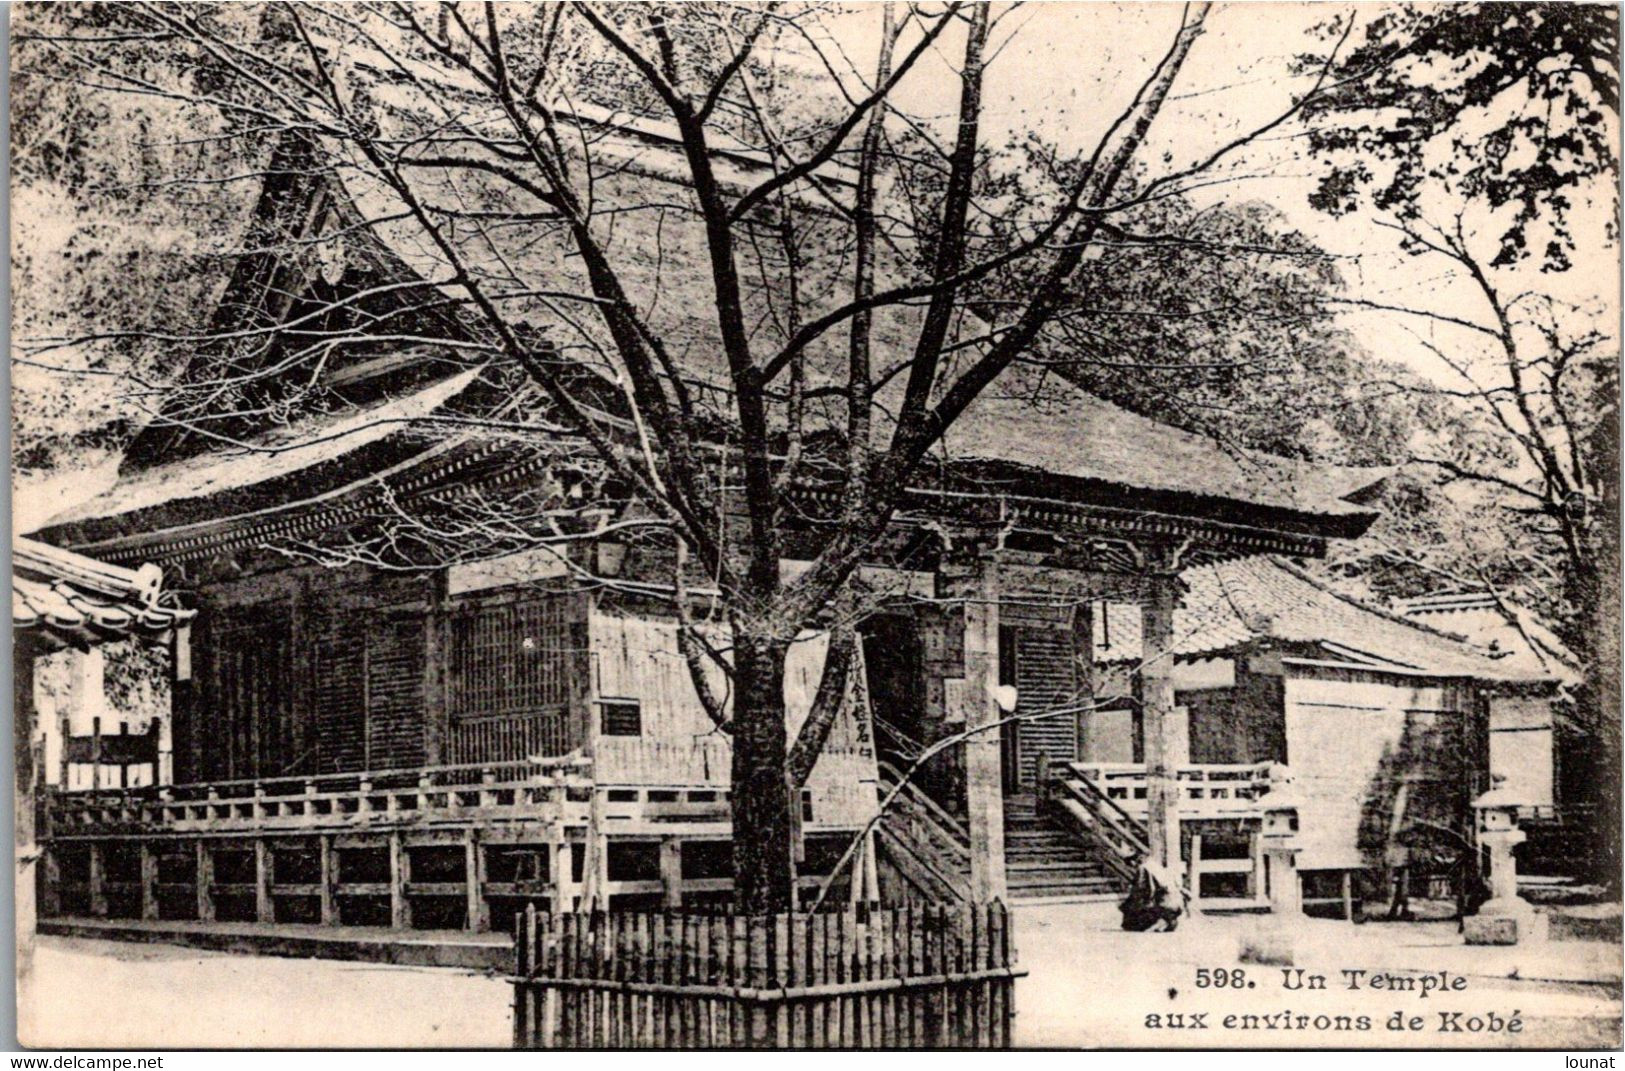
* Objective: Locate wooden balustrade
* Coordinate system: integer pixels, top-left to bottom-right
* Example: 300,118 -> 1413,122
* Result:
1046,761 -> 1286,907
873,761 -> 973,901
44,757 -> 596,837
1047,773 -> 1147,885
44,751 -> 881,840
1065,761 -> 1276,820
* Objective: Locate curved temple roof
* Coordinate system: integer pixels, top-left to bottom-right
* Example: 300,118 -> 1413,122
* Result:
41,111 -> 1384,564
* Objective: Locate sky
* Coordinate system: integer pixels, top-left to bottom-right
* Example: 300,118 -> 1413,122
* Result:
818,1 -> 1620,387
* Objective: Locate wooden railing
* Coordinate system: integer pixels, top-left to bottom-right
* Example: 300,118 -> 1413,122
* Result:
873,760 -> 973,902
44,757 -> 595,836
1042,760 -> 1290,905
1045,767 -> 1148,886
593,736 -> 879,831
1066,761 -> 1276,821
44,751 -> 883,840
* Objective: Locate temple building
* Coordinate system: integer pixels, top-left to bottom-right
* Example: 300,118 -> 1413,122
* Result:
20,114 -> 1527,936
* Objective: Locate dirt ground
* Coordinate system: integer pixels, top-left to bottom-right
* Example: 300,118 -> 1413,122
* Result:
18,903 -> 1622,1050
20,936 -> 513,1049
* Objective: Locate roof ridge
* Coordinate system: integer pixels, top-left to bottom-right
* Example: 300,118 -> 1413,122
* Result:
1398,589 -> 1578,667
1264,557 -> 1487,649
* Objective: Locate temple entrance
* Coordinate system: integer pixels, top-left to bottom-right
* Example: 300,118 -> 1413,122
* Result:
1001,718 -> 1023,796
997,625 -> 1021,794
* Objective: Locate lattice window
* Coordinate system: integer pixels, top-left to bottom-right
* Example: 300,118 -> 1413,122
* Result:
599,699 -> 642,737
447,595 -> 572,719
205,613 -> 295,781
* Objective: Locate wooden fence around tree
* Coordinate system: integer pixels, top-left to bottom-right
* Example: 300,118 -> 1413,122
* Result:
512,901 -> 1022,1049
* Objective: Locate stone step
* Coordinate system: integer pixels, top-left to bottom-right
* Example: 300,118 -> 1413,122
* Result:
1008,859 -> 1107,875
1003,824 -> 1085,842
1009,878 -> 1111,894
1006,844 -> 1093,857
1007,880 -> 1123,901
1006,852 -> 1096,866
1008,866 -> 1111,882
1195,897 -> 1271,915
1005,847 -> 1097,864
1000,798 -> 1133,902
1005,890 -> 1123,906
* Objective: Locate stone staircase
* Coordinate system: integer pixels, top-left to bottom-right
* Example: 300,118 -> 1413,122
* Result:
1003,795 -> 1126,903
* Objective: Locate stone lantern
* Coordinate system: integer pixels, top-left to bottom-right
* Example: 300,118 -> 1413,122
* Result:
1257,766 -> 1303,915
1464,779 -> 1546,945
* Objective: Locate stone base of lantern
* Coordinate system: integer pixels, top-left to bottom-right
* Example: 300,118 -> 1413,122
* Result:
1464,897 -> 1548,946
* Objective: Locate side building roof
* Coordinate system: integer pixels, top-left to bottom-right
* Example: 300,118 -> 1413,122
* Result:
13,537 -> 193,651
1398,592 -> 1582,686
1094,556 -> 1551,684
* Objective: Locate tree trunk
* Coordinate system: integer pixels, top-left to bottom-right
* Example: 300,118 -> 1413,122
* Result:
730,629 -> 795,913
1572,554 -> 1621,890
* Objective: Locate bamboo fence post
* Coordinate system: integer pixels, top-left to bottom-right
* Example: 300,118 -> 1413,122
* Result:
506,902 -> 1020,1051
513,905 -> 532,1048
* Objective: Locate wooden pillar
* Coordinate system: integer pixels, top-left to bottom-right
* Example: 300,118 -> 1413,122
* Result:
91,717 -> 103,794
659,838 -> 683,908
318,835 -> 338,925
86,842 -> 108,918
947,559 -> 1007,902
566,592 -> 595,755
423,572 -> 449,766
1141,568 -> 1181,871
287,587 -> 313,785
148,717 -> 165,790
40,847 -> 60,919
169,625 -> 193,788
1248,825 -> 1265,901
139,842 -> 160,920
389,832 -> 412,929
58,717 -> 71,792
464,829 -> 489,932
195,840 -> 215,921
550,837 -> 574,917
1069,599 -> 1094,763
1186,833 -> 1203,905
579,793 -> 607,911
255,839 -> 275,923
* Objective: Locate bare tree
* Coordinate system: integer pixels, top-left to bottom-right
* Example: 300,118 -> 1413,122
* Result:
1300,1 -> 1620,882
19,1 -> 1369,911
